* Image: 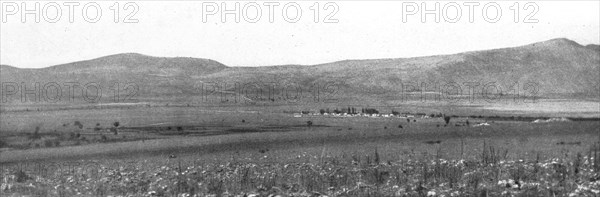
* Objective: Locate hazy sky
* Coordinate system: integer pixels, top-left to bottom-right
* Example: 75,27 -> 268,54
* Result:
1,1 -> 599,68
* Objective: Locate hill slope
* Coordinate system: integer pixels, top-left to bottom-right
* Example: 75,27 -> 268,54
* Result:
1,38 -> 598,105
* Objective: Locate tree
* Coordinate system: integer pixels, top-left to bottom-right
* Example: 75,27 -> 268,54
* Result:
112,122 -> 120,135
444,116 -> 451,125
363,108 -> 379,114
333,108 -> 341,114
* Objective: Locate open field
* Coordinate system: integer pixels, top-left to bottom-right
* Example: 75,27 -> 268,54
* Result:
1,103 -> 599,196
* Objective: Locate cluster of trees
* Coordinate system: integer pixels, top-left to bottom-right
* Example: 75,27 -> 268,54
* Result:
430,113 -> 444,118
319,107 -> 360,115
362,108 -> 379,114
315,107 -> 453,119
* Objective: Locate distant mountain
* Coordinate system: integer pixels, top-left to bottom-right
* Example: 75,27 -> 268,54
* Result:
1,38 -> 598,105
205,38 -> 599,100
586,44 -> 600,52
1,53 -> 229,103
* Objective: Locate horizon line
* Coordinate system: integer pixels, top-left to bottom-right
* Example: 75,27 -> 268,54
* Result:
1,37 -> 598,69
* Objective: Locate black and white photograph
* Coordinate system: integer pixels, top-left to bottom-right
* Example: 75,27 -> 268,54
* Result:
1,0 -> 599,196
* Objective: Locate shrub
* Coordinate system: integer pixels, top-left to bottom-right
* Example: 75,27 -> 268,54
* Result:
44,139 -> 54,147
110,128 -> 118,135
113,122 -> 120,127
444,116 -> 451,124
307,121 -> 313,127
15,170 -> 30,183
481,141 -> 508,165
74,121 -> 83,129
0,139 -> 8,148
29,132 -> 40,140
94,123 -> 102,131
29,126 -> 41,140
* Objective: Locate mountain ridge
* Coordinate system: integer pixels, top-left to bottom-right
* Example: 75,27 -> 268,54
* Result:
3,38 -> 597,70
1,38 -> 598,104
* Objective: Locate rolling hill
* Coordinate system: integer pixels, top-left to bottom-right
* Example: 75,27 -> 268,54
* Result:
1,38 -> 599,106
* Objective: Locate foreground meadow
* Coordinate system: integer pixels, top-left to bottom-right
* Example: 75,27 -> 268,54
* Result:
1,118 -> 599,196
1,106 -> 599,196
1,142 -> 599,197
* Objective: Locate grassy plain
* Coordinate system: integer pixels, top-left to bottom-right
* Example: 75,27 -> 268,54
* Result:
0,101 -> 599,196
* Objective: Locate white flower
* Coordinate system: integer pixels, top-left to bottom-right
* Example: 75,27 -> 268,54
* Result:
569,192 -> 578,197
427,191 -> 436,196
498,180 -> 506,185
512,183 -> 520,189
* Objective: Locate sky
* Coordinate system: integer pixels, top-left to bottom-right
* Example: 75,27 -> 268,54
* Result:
1,1 -> 599,68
